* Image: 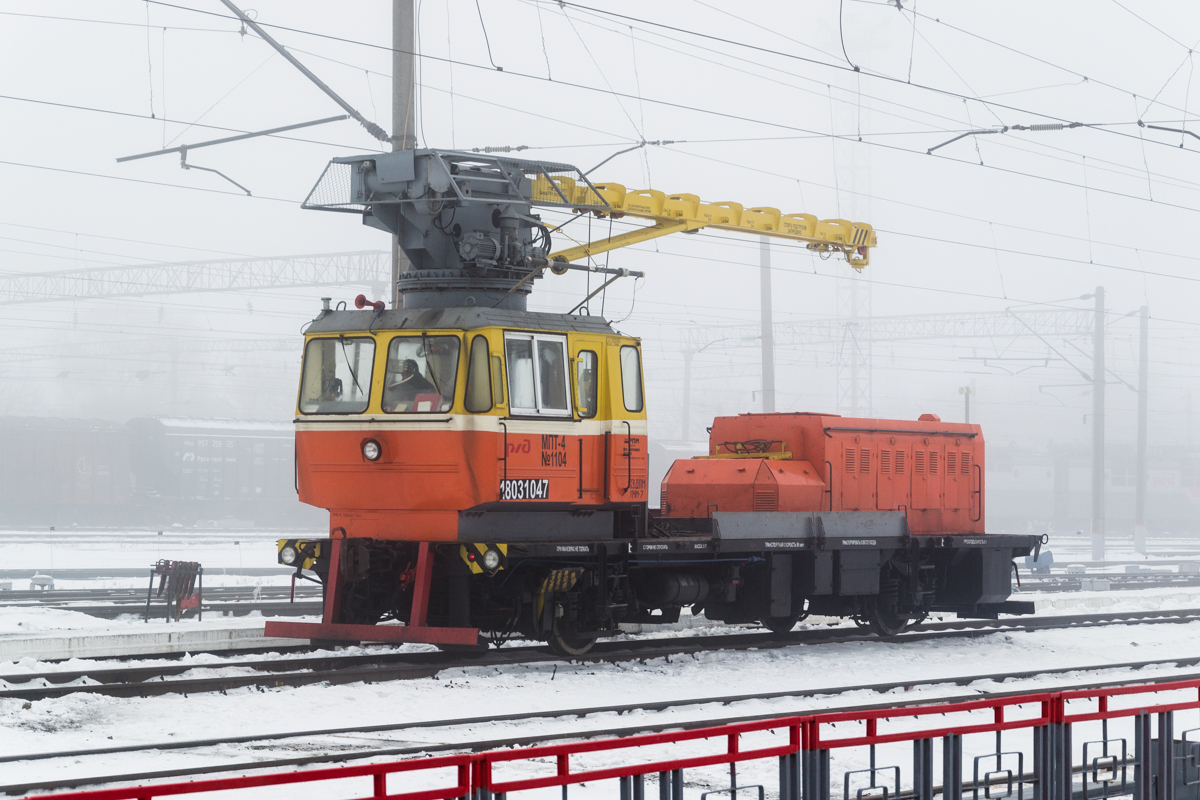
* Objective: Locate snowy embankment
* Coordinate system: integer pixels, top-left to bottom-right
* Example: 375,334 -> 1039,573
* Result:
1,585 -> 1200,795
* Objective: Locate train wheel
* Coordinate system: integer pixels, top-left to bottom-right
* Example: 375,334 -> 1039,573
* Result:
864,599 -> 908,637
547,619 -> 597,657
761,600 -> 809,636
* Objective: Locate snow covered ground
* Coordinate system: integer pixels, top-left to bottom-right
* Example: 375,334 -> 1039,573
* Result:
0,527 -> 295,585
1,585 -> 1200,797
2,528 -> 1200,798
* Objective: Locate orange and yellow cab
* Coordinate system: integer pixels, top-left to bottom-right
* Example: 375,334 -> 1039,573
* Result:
294,307 -> 648,542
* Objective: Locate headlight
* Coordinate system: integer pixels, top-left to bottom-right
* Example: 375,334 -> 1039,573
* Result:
482,549 -> 501,571
280,545 -> 298,565
362,440 -> 382,461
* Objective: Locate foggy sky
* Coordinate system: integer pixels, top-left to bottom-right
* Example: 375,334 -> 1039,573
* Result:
1,0 -> 1197,461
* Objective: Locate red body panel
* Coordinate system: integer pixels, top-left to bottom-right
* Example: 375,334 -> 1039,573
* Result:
662,412 -> 984,534
661,458 -> 826,518
297,426 -> 648,540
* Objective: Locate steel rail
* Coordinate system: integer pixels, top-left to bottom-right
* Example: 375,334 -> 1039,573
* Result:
21,600 -> 322,620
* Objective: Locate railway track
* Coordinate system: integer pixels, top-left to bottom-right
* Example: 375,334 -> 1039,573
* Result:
8,653 -> 1200,796
0,585 -> 323,619
1018,573 -> 1200,592
0,586 -> 320,602
2,606 -> 1199,702
2,571 -> 1198,625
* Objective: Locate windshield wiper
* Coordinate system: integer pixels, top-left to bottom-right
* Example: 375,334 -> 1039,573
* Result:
421,333 -> 441,394
338,335 -> 365,397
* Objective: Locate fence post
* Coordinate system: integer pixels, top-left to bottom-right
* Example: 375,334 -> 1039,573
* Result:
802,721 -> 830,800
913,739 -> 934,800
1159,710 -> 1176,800
621,776 -> 632,800
475,757 -> 492,800
660,771 -> 671,800
942,733 -> 962,800
1034,720 -> 1051,800
634,774 -> 644,800
780,753 -> 801,800
1047,695 -> 1071,800
456,764 -> 469,800
1136,711 -> 1152,800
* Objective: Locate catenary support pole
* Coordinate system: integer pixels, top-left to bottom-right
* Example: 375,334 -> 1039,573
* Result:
392,0 -> 416,308
681,349 -> 693,440
1135,305 -> 1149,554
760,237 -> 775,413
1092,286 -> 1106,562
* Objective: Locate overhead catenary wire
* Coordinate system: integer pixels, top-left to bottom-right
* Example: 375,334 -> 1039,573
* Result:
550,1 -> 1200,202
532,1 -> 1200,204
474,0 -> 503,71
140,0 -> 1200,166
545,1 -> 1200,158
893,2 -> 1200,123
214,0 -> 389,143
11,3 -> 1200,338
9,101 -> 1200,317
13,0 -> 1188,218
0,93 -> 385,153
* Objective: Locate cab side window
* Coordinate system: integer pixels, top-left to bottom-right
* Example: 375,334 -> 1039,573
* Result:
620,345 -> 643,413
299,337 -> 375,414
382,335 -> 460,413
505,332 -> 571,416
491,355 -> 505,406
576,351 -> 598,418
465,335 -> 492,413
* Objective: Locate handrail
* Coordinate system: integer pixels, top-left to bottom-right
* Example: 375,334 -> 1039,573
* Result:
40,677 -> 1200,800
972,461 -> 983,522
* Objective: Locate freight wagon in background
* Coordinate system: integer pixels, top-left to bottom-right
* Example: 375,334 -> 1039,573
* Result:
986,443 -> 1200,536
0,417 -> 130,514
0,416 -> 324,529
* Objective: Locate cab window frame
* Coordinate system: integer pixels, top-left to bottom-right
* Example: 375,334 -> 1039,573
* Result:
464,334 -> 493,413
575,349 -> 599,419
381,333 -> 462,414
504,331 -> 573,418
298,335 -> 376,415
619,344 -> 644,413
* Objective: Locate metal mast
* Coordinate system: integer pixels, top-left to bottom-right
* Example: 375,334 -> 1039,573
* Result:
1091,286 -> 1106,562
760,237 -> 775,413
1135,305 -> 1149,554
392,0 -> 416,308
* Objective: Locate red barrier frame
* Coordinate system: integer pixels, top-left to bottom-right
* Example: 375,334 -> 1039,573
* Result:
482,717 -> 801,794
38,676 -> 1200,800
40,753 -> 474,800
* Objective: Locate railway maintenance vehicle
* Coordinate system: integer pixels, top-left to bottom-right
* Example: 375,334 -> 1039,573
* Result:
264,149 -> 1039,655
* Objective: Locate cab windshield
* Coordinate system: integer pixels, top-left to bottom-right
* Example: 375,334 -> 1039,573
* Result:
299,337 -> 375,414
383,335 -> 461,413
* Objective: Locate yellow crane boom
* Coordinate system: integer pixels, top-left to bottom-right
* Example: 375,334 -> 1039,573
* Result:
533,177 -> 876,270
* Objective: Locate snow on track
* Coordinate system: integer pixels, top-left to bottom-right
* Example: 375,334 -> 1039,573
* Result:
4,615 -> 1200,792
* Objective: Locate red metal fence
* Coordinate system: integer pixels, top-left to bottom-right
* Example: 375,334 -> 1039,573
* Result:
41,677 -> 1200,800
